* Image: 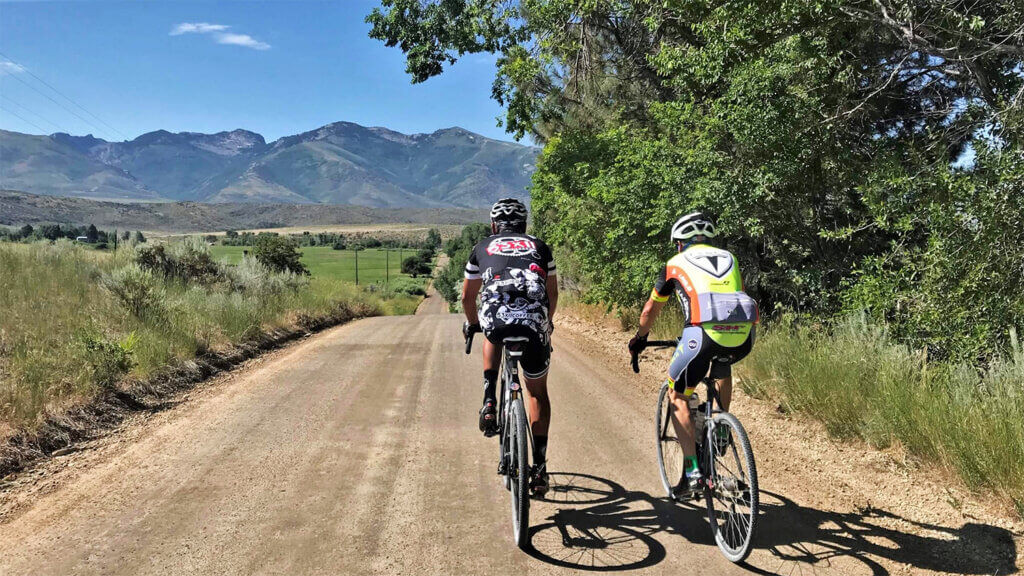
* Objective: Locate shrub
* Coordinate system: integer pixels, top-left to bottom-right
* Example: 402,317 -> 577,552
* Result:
224,256 -> 308,295
167,237 -> 222,284
79,330 -> 137,389
100,263 -> 163,318
136,238 -> 222,285
388,277 -> 426,296
402,253 -> 432,277
253,235 -> 309,275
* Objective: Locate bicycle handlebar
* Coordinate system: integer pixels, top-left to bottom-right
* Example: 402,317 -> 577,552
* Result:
465,331 -> 475,354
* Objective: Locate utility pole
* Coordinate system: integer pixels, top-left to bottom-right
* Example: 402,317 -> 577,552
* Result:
386,249 -> 389,284
354,249 -> 359,285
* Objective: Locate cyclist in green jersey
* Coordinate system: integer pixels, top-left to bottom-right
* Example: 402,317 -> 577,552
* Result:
627,212 -> 759,495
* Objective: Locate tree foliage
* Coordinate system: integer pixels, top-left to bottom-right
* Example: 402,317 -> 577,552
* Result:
370,0 -> 1024,360
252,235 -> 309,276
436,223 -> 492,305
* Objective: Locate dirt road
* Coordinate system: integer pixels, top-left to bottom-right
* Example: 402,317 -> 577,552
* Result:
0,297 -> 1018,574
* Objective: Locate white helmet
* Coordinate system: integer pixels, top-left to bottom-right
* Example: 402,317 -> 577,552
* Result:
671,212 -> 717,242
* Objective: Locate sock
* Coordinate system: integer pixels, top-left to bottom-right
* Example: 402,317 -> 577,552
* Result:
533,435 -> 548,466
482,370 -> 498,404
685,455 -> 699,475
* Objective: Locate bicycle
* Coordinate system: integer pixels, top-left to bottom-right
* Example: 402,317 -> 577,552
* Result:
466,328 -> 533,549
632,338 -> 759,563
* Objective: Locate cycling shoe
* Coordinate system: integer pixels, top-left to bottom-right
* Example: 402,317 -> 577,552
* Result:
529,463 -> 549,497
479,401 -> 498,437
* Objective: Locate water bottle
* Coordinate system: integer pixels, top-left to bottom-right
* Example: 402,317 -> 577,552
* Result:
689,393 -> 705,437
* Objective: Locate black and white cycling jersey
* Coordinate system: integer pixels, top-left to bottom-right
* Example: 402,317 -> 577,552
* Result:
465,233 -> 557,345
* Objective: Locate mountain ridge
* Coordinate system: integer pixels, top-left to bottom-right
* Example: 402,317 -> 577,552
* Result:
0,123 -> 537,208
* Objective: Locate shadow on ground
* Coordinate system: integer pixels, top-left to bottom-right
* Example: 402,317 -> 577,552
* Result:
525,472 -> 1018,574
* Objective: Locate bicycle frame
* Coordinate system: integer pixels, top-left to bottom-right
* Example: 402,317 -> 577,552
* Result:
497,338 -> 533,473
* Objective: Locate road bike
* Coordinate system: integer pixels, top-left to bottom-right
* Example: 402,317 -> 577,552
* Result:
633,339 -> 759,563
466,329 -> 533,549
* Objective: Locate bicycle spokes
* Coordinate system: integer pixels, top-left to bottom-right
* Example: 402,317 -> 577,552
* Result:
704,415 -> 759,563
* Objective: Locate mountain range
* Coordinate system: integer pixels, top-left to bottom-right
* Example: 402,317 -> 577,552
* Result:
0,122 -> 538,208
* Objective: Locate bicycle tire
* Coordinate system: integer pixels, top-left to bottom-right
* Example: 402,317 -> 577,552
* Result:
500,399 -> 511,491
704,412 -> 758,563
655,382 -> 685,498
510,398 -> 531,549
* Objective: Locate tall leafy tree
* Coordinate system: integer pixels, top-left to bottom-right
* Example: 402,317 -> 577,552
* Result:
370,0 -> 1024,359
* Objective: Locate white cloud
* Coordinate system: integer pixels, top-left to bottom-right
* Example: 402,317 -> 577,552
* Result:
170,22 -> 229,36
170,22 -> 270,50
216,33 -> 271,51
0,61 -> 26,75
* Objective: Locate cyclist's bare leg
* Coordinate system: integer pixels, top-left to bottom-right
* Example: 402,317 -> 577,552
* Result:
522,374 -> 550,437
715,376 -> 732,411
523,372 -> 551,492
668,386 -> 697,458
482,338 -> 501,372
478,339 -> 503,435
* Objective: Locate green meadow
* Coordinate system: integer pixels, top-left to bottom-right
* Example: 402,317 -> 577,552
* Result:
209,245 -> 428,286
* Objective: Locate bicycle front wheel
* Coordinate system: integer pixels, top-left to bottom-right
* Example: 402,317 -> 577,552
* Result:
509,398 -> 531,549
655,382 -> 685,498
704,412 -> 758,563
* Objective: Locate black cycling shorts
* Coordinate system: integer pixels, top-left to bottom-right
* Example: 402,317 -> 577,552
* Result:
484,323 -> 551,379
667,325 -> 754,395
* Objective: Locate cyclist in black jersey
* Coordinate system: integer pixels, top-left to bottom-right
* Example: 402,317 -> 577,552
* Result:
461,198 -> 558,495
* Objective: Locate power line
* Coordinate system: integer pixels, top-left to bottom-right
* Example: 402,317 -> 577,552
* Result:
0,50 -> 129,140
0,102 -> 49,133
0,94 -> 66,132
2,71 -> 114,138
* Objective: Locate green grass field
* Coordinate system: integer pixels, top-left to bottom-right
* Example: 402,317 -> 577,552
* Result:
209,246 -> 428,285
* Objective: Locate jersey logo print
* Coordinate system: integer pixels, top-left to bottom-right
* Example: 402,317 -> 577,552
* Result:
685,248 -> 734,278
486,237 -> 538,257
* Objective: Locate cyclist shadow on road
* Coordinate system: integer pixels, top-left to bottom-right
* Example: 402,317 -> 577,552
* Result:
524,471 -> 714,571
745,489 -> 1018,575
524,473 -> 1018,574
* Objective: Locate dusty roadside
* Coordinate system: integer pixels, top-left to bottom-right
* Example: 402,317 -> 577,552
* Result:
556,307 -> 1023,573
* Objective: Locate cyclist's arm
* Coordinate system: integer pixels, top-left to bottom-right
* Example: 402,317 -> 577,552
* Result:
461,278 -> 482,325
637,266 -> 674,337
546,274 -> 558,321
636,297 -> 667,338
462,247 -> 483,325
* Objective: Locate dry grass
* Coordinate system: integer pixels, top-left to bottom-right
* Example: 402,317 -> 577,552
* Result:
0,240 -> 416,432
743,315 -> 1024,517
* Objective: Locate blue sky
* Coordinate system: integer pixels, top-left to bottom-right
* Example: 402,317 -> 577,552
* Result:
0,1 -> 515,142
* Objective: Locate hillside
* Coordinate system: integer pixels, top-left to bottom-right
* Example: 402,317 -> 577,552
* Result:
0,122 -> 537,208
0,130 -> 161,201
0,190 -> 486,232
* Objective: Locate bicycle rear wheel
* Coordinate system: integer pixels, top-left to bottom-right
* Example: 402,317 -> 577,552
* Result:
655,382 -> 685,498
509,398 -> 531,549
704,412 -> 758,563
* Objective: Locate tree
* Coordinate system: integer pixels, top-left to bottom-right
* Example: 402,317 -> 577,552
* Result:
121,230 -> 131,241
253,235 -> 309,275
86,224 -> 99,243
402,254 -> 432,278
369,0 -> 1024,359
39,224 -> 62,241
133,230 -> 146,243
426,228 -> 442,249
18,224 -> 33,239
